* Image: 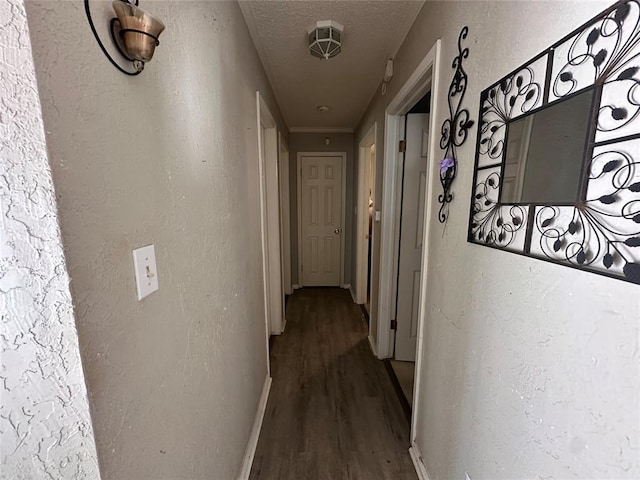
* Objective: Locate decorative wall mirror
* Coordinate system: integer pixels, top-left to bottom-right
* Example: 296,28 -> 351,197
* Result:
469,0 -> 640,285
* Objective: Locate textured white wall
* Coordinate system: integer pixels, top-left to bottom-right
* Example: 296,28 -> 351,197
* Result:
356,1 -> 640,479
0,0 -> 100,478
24,1 -> 285,478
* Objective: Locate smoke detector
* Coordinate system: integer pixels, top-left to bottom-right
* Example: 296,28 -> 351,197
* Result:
308,20 -> 343,60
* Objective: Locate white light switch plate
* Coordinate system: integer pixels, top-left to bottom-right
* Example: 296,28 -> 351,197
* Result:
132,244 -> 158,300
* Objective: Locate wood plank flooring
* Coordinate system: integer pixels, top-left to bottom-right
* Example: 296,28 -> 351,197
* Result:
250,288 -> 417,480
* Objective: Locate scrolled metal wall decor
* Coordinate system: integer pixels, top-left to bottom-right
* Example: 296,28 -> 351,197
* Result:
438,26 -> 475,223
469,0 -> 640,284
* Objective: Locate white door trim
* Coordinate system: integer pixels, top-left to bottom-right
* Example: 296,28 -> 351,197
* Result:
373,41 -> 442,450
257,92 -> 284,352
355,123 -> 377,305
409,444 -> 432,480
256,92 -> 272,373
296,152 -> 347,287
278,133 -> 292,296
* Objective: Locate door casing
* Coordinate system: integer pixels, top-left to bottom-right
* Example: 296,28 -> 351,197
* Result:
279,133 -> 292,297
374,41 -> 442,453
296,152 -> 347,287
257,92 -> 284,345
355,123 -> 376,305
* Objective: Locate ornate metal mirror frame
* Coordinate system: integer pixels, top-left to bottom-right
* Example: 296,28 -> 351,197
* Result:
469,0 -> 640,285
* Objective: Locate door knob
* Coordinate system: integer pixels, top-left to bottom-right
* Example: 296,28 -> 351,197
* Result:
334,228 -> 341,234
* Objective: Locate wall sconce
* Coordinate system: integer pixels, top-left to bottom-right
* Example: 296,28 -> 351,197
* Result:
84,0 -> 165,76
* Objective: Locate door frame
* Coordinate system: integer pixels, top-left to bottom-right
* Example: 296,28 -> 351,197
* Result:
279,133 -> 292,296
257,92 -> 284,345
374,41 -> 442,449
355,123 -> 377,305
296,152 -> 347,287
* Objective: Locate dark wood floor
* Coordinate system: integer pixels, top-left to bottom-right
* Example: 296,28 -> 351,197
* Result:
250,288 -> 417,480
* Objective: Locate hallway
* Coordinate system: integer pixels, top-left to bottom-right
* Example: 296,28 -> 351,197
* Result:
250,288 -> 417,479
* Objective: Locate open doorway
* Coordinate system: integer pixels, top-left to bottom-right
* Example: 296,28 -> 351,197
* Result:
257,92 -> 285,356
355,124 -> 376,315
373,41 -> 442,468
278,133 -> 292,302
388,92 -> 431,415
366,145 -> 375,313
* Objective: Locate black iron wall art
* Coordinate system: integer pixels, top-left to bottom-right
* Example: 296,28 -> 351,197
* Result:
469,0 -> 640,284
438,26 -> 475,222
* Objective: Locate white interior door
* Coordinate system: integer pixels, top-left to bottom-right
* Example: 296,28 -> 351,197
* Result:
299,155 -> 344,286
395,114 -> 430,361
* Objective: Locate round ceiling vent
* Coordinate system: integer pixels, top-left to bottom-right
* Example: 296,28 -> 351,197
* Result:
308,20 -> 343,60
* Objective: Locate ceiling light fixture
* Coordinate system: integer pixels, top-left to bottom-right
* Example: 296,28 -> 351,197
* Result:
85,0 -> 165,75
308,20 -> 343,60
317,105 -> 331,112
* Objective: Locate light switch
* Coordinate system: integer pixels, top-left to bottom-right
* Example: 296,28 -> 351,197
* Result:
374,210 -> 381,222
132,244 -> 159,300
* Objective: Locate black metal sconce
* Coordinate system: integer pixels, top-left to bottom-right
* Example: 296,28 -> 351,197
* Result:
438,26 -> 474,222
84,0 -> 165,76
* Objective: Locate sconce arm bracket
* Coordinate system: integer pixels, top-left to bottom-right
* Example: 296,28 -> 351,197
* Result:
118,28 -> 160,46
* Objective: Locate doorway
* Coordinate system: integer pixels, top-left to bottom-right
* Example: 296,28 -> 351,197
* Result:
296,152 -> 347,286
257,92 -> 285,346
389,93 -> 431,415
366,145 -> 375,313
355,123 -> 376,312
279,134 -> 292,298
373,41 -> 442,470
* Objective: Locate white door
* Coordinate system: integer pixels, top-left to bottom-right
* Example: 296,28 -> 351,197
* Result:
395,114 -> 429,361
299,155 -> 343,286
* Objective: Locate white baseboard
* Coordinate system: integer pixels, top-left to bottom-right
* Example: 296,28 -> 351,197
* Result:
409,444 -> 431,480
292,284 -> 302,290
349,286 -> 357,303
341,283 -> 351,289
238,375 -> 272,480
367,334 -> 377,356
271,317 -> 287,336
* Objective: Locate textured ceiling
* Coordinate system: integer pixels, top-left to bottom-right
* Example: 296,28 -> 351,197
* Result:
239,1 -> 425,131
